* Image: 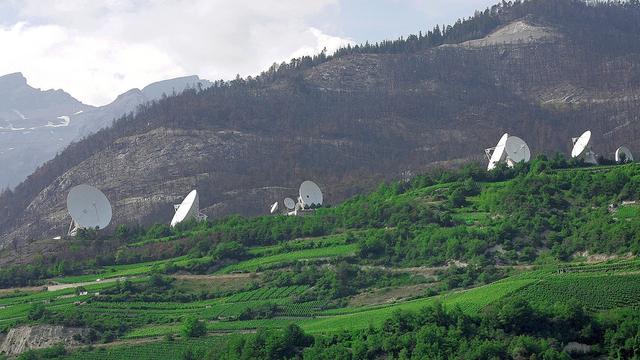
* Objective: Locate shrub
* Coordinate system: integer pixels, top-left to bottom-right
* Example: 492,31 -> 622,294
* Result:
181,316 -> 206,338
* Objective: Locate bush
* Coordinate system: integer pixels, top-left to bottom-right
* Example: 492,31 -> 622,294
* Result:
181,316 -> 206,338
27,303 -> 50,321
16,343 -> 66,360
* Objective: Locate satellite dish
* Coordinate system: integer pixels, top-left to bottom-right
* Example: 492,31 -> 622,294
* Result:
67,185 -> 112,235
571,130 -> 598,164
571,130 -> 592,158
171,190 -> 207,227
505,136 -> 531,164
616,146 -> 634,163
486,133 -> 509,171
299,181 -> 323,208
270,201 -> 279,214
284,197 -> 296,210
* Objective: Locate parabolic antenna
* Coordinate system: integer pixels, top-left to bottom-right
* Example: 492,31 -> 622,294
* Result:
571,130 -> 592,158
486,133 -> 509,171
171,190 -> 201,227
299,181 -> 323,208
270,201 -> 279,214
616,146 -> 634,163
67,184 -> 112,231
284,197 -> 296,210
505,136 -> 531,164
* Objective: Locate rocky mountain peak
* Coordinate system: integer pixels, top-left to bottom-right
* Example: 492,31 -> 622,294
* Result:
0,72 -> 28,90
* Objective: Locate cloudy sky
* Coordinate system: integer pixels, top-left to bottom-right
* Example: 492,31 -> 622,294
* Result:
0,0 -> 496,106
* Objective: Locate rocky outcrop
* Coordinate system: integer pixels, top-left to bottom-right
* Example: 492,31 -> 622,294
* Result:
0,325 -> 87,356
459,20 -> 559,47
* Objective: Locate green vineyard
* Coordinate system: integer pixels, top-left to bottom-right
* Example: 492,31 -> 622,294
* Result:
513,273 -> 640,311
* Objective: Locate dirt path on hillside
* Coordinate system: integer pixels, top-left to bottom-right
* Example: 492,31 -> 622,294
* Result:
0,285 -> 44,295
47,273 -> 258,292
69,330 -> 258,351
46,277 -> 126,292
172,273 -> 259,281
360,264 -> 535,277
3,264 -> 536,295
0,273 -> 258,295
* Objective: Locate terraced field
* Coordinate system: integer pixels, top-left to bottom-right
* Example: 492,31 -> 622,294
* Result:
511,260 -> 640,310
63,259 -> 640,343
53,257 -> 190,284
5,163 -> 640,359
216,244 -> 358,273
61,336 -> 229,360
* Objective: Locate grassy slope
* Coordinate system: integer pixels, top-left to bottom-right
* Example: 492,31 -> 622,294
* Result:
216,244 -> 358,273
61,337 -> 227,360
3,164 -> 640,359
45,257 -> 640,359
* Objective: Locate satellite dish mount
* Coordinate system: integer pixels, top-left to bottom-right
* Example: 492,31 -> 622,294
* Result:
171,190 -> 207,227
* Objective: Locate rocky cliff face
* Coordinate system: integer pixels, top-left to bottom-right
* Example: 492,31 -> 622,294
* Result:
0,325 -> 87,356
1,1 -> 640,262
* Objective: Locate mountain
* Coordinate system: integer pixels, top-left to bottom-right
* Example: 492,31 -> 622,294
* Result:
0,73 -> 92,190
2,0 -> 640,255
0,74 -> 212,190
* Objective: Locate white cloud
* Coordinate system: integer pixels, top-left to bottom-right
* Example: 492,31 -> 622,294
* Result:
0,0 -> 353,106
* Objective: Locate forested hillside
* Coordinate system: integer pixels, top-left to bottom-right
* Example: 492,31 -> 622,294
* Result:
2,0 -> 640,262
1,158 -> 640,358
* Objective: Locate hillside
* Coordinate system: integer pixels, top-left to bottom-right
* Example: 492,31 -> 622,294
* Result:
3,0 -> 640,252
0,0 -> 638,250
0,159 -> 639,358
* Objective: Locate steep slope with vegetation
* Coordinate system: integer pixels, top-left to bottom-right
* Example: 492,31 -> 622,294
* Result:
0,157 -> 640,358
2,0 -> 640,252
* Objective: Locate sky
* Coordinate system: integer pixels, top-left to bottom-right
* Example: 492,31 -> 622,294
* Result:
0,0 -> 497,106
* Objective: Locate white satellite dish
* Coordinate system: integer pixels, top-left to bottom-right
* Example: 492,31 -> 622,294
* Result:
284,197 -> 296,210
571,130 -> 592,158
615,146 -> 634,163
571,130 -> 598,164
504,136 -> 531,165
270,201 -> 279,214
299,181 -> 323,208
67,184 -> 112,236
485,133 -> 509,171
171,190 -> 207,227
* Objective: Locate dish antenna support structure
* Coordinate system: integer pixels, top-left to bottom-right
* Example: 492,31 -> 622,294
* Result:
66,184 -> 113,236
485,133 -> 531,170
269,201 -> 279,214
171,190 -> 207,227
571,130 -> 598,165
485,133 -> 509,171
284,197 -> 296,211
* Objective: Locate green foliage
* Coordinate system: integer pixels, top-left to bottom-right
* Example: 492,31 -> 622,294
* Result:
27,303 -> 50,321
5,156 -> 640,360
8,157 -> 640,290
513,272 -> 640,311
16,343 -> 66,360
61,337 -> 225,359
210,324 -> 313,360
211,241 -> 248,260
182,316 -> 207,338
